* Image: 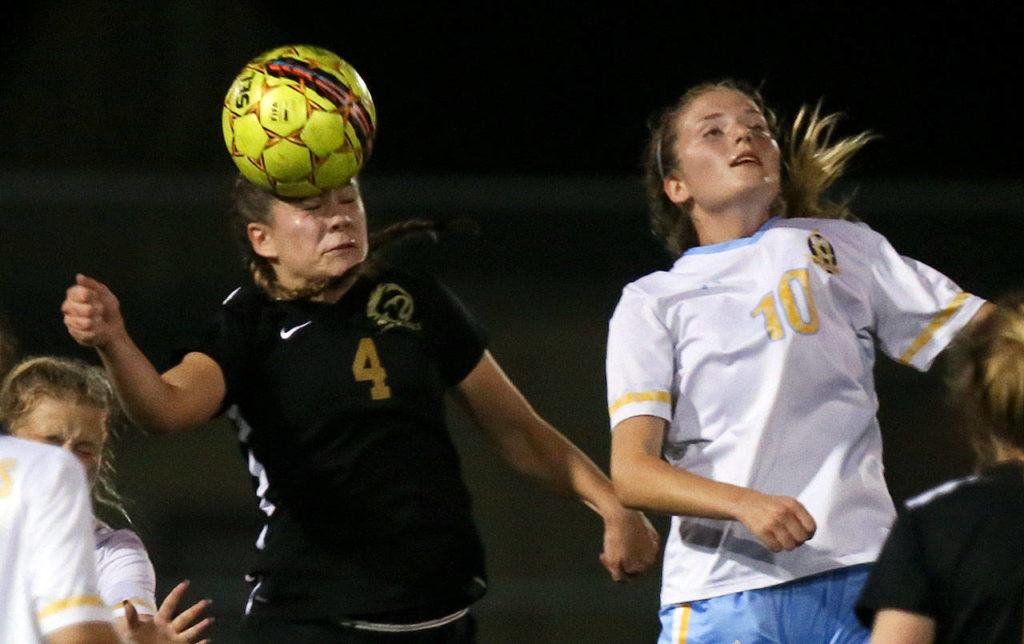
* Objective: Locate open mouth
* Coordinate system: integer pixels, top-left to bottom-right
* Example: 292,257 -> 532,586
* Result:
731,153 -> 761,167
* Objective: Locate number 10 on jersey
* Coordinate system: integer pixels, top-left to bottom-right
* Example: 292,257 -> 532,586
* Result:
750,269 -> 820,340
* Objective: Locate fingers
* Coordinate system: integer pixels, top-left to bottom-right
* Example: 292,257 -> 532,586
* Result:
61,274 -> 123,347
738,492 -> 816,553
599,510 -> 662,584
600,551 -> 630,583
75,273 -> 105,289
157,580 -> 213,641
794,502 -> 817,535
766,509 -> 815,552
123,600 -> 140,630
176,612 -> 214,641
170,598 -> 213,634
157,580 -> 189,620
64,274 -> 109,308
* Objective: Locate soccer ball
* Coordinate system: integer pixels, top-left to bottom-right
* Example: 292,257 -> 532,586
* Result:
221,44 -> 377,198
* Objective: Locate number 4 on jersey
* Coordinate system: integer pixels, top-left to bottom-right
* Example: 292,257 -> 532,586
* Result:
352,337 -> 392,400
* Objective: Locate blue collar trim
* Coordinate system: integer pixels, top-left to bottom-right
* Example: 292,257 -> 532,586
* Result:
682,217 -> 779,256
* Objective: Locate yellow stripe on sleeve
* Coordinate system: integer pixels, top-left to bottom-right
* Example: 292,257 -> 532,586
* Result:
115,598 -> 158,613
608,390 -> 671,415
38,595 -> 106,619
898,292 -> 971,365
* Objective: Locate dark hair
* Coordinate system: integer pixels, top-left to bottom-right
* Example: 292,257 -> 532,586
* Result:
642,79 -> 875,257
946,297 -> 1024,465
228,175 -> 476,298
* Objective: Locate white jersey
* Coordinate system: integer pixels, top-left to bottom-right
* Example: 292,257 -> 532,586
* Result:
606,217 -> 985,606
94,520 -> 157,618
0,436 -> 112,641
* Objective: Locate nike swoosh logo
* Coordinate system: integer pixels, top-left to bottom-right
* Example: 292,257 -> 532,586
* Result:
279,321 -> 312,339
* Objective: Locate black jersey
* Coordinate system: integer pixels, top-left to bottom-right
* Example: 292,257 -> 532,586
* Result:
855,462 -> 1024,642
186,268 -> 489,620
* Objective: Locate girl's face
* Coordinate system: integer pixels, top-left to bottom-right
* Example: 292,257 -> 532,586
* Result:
664,88 -> 781,215
11,396 -> 107,483
248,180 -> 369,290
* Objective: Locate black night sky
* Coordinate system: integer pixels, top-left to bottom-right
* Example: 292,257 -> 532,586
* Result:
1,2 -> 1022,181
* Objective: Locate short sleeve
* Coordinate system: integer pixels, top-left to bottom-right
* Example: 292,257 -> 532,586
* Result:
176,287 -> 251,412
606,285 -> 675,429
30,452 -> 112,634
855,509 -> 935,627
867,234 -> 985,371
424,278 -> 488,387
95,529 -> 158,618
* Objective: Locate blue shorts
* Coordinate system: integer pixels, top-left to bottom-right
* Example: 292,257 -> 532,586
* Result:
658,564 -> 871,644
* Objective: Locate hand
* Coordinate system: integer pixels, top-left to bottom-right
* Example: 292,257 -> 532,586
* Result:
733,490 -> 816,552
120,581 -> 212,643
154,580 -> 213,642
599,510 -> 661,582
61,274 -> 127,350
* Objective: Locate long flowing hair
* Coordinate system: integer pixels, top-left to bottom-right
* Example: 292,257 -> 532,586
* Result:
642,79 -> 876,257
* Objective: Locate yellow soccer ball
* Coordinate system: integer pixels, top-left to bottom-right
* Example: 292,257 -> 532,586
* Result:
222,44 -> 376,198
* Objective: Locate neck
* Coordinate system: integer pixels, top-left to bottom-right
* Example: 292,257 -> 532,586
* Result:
691,203 -> 772,246
311,272 -> 360,303
267,269 -> 362,303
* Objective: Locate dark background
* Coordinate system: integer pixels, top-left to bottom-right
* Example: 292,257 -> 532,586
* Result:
2,2 -> 1023,642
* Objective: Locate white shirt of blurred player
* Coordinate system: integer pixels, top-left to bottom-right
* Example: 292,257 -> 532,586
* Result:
0,435 -> 112,640
606,217 -> 986,606
94,520 -> 158,619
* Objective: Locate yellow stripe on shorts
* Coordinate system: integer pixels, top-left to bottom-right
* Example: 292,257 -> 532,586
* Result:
677,604 -> 692,644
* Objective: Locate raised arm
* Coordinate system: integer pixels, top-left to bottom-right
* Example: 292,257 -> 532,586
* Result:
62,274 -> 224,434
448,350 -> 659,581
610,415 -> 816,553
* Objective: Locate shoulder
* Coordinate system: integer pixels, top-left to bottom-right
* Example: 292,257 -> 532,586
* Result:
366,265 -> 451,298
904,464 -> 1022,512
93,523 -> 147,552
220,281 -> 272,314
769,217 -> 885,244
618,268 -> 679,302
364,266 -> 474,323
905,474 -> 982,510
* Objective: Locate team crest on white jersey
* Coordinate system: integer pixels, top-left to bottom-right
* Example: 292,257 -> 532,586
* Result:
807,229 -> 840,274
367,283 -> 422,331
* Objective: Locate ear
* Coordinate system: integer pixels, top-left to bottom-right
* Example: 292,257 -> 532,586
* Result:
247,222 -> 277,259
663,174 -> 691,205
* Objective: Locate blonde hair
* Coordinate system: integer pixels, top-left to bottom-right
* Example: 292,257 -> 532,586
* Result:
0,356 -> 129,522
643,79 -> 876,257
946,297 -> 1024,466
